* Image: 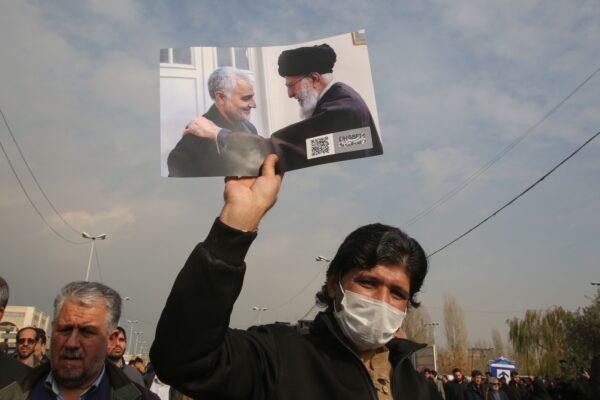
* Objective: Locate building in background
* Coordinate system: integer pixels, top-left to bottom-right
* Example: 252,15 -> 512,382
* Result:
1,306 -> 50,351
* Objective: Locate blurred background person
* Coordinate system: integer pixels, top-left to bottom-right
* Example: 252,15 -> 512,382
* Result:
0,276 -> 30,389
14,327 -> 40,368
107,326 -> 146,386
34,327 -> 49,363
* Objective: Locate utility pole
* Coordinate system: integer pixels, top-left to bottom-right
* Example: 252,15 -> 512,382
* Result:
469,347 -> 494,372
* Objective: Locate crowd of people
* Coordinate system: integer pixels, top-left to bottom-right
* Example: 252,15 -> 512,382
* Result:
1,156 -> 599,399
419,367 -> 599,400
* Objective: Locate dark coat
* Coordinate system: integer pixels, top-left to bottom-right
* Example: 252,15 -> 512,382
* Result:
446,380 -> 469,400
151,218 -> 439,400
487,389 -> 509,400
167,104 -> 258,177
0,353 -> 30,390
271,81 -> 383,171
465,382 -> 485,400
0,359 -> 159,399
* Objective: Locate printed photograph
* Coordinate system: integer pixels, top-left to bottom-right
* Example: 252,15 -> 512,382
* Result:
160,30 -> 382,177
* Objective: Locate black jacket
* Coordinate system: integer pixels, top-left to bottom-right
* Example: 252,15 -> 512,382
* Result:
151,218 -> 439,400
465,382 -> 485,400
0,359 -> 158,399
446,380 -> 469,400
0,353 -> 30,390
167,104 -> 258,177
271,81 -> 383,172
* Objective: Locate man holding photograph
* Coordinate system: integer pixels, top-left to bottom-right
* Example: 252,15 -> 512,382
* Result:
183,44 -> 383,174
167,66 -> 258,177
151,155 -> 439,399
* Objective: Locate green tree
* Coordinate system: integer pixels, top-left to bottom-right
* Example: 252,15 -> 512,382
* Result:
564,288 -> 600,374
507,307 -> 570,376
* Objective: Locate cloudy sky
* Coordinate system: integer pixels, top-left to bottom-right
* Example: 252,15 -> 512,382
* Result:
1,1 -> 599,352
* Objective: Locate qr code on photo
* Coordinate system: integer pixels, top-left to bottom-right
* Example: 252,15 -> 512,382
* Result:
306,134 -> 335,159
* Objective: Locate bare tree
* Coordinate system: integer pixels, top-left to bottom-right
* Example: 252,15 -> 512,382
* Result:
470,338 -> 493,373
403,305 -> 434,345
491,328 -> 505,357
443,295 -> 469,370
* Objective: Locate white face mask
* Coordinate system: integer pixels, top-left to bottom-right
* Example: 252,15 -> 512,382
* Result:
333,282 -> 406,351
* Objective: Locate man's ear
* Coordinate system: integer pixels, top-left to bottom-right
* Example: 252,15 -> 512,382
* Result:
326,274 -> 337,301
0,307 -> 4,321
215,91 -> 227,106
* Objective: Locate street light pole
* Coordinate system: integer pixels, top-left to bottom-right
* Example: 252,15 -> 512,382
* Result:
252,307 -> 268,324
127,320 -> 138,355
134,332 -> 144,355
121,297 -> 131,325
82,232 -> 107,281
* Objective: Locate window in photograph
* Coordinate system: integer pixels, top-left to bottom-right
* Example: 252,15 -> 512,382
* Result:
217,47 -> 233,67
173,47 -> 192,65
351,30 -> 367,45
234,47 -> 249,70
160,48 -> 193,66
160,48 -> 169,63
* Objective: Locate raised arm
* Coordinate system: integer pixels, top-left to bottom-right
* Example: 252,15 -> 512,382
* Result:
150,155 -> 282,398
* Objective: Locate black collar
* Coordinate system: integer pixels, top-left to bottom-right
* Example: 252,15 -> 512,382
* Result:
310,310 -> 426,365
16,359 -> 138,393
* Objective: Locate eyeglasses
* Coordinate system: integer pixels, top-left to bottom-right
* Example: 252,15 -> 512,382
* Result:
17,338 -> 37,345
285,75 -> 308,89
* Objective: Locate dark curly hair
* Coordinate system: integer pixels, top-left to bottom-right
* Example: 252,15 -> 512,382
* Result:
315,223 -> 428,309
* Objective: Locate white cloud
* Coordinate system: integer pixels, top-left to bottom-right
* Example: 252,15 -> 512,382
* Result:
413,146 -> 479,191
55,207 -> 135,232
85,0 -> 143,25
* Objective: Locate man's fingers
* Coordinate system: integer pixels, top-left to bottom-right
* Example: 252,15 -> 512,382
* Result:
261,154 -> 279,177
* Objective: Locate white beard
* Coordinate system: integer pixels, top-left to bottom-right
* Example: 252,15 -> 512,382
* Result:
295,80 -> 319,119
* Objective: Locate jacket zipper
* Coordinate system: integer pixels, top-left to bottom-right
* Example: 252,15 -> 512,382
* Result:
334,337 -> 379,400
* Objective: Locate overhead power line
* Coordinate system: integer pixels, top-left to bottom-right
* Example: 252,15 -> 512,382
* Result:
0,107 -> 83,236
404,65 -> 600,227
428,129 -> 600,258
0,136 -> 85,245
268,264 -> 327,311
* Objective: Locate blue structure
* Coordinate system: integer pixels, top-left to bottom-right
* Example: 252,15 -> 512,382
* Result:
488,357 -> 517,381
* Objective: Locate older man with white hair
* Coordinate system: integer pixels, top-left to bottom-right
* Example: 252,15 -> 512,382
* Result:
168,66 -> 259,177
0,281 -> 158,400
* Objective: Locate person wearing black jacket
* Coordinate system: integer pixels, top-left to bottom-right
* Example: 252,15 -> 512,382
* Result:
446,368 -> 469,400
151,155 -> 439,400
466,371 -> 485,400
167,66 -> 258,177
0,276 -> 30,389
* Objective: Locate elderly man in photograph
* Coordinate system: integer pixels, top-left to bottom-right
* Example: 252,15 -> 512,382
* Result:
168,66 -> 258,177
151,155 -> 440,399
0,281 -> 158,400
185,43 -> 383,173
271,43 -> 383,170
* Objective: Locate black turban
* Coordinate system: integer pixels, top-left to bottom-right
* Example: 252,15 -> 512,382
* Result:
278,44 -> 337,77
